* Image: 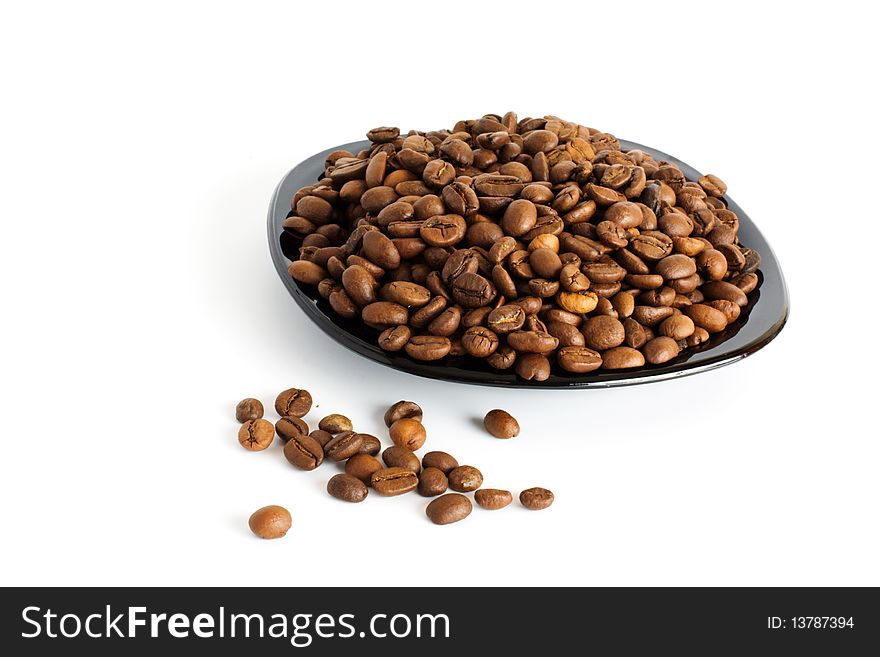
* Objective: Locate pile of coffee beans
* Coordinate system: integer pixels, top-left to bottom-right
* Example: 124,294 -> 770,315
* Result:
284,113 -> 761,380
236,393 -> 551,536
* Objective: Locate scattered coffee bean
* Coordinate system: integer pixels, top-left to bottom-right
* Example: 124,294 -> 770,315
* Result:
474,488 -> 513,510
327,473 -> 368,503
448,465 -> 483,492
389,418 -> 427,451
426,493 -> 473,525
418,467 -> 449,497
275,387 -> 312,417
384,400 -> 423,427
248,505 -> 292,539
382,445 -> 422,474
357,433 -> 382,455
283,432 -> 324,470
318,414 -> 353,434
235,398 -> 263,423
275,416 -> 309,443
483,409 -> 520,438
371,467 -> 419,496
324,431 -> 364,461
309,429 -> 334,449
520,487 -> 554,510
421,451 -> 459,474
345,453 -> 383,484
238,419 -> 275,451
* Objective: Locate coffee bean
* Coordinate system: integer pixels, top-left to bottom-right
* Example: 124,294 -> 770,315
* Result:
327,473 -> 368,503
238,419 -> 274,451
371,467 -> 419,496
318,414 -> 353,434
421,451 -> 459,474
557,345 -> 602,373
362,301 -> 408,329
643,336 -> 681,364
515,353 -> 551,380
235,398 -> 263,423
601,346 -> 646,369
345,453 -> 383,484
309,429 -> 334,449
276,416 -> 309,443
324,431 -> 364,462
683,304 -> 728,333
283,432 -> 324,470
384,400 -> 423,427
483,409 -> 520,438
582,316 -> 626,351
275,388 -> 312,418
448,465 -> 483,492
418,467 -> 449,497
461,326 -> 500,357
425,493 -> 473,525
248,505 -> 291,539
519,487 -> 554,510
382,445 -> 422,473
357,434 -> 382,456
378,325 -> 411,351
404,334 -> 451,361
474,489 -> 513,510
451,272 -> 496,308
507,330 -> 559,354
389,418 -> 427,451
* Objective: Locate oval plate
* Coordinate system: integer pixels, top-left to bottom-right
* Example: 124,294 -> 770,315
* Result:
268,139 -> 788,388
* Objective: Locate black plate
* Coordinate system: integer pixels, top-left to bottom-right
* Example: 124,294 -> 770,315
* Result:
268,139 -> 788,388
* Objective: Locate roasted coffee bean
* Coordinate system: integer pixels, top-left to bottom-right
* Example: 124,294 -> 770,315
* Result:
389,418 -> 427,451
475,489 -> 513,510
582,316 -> 626,350
371,467 -> 419,496
643,336 -> 681,364
382,445 -> 422,473
426,493 -> 472,525
557,345 -> 603,373
451,272 -> 496,308
701,281 -> 749,307
379,281 -> 431,307
382,403 -> 422,430
519,487 -> 554,510
235,398 -> 263,423
421,451 -> 459,474
557,290 -> 599,314
345,453 -> 383,484
418,467 -> 449,497
683,304 -> 728,333
324,431 -> 364,462
405,334 -> 451,360
283,432 -> 324,470
602,346 -> 646,369
461,326 -> 500,357
318,414 -> 353,434
484,409 -> 520,438
501,199 -> 538,236
507,330 -> 559,354
276,416 -> 309,443
249,505 -> 292,539
309,429 -> 334,449
448,465 -> 483,492
659,314 -> 696,340
327,473 -> 368,503
379,325 -> 412,351
362,301 -> 408,329
515,353 -> 551,380
275,388 -> 312,418
238,419 -> 275,451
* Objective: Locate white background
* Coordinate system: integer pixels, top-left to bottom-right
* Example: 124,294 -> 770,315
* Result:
1,1 -> 878,587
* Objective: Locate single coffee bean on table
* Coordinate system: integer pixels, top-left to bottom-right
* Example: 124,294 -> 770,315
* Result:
283,432 -> 324,470
520,487 -> 555,510
421,450 -> 459,474
474,488 -> 513,510
426,493 -> 473,525
248,505 -> 292,539
389,418 -> 427,451
448,465 -> 483,492
235,398 -> 263,423
371,467 -> 419,496
275,387 -> 312,417
318,414 -> 353,434
284,113 -> 762,379
483,409 -> 520,438
238,419 -> 275,451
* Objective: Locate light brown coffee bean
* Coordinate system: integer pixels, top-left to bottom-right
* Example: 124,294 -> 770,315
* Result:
389,418 -> 427,451
249,505 -> 292,539
238,419 -> 275,451
475,489 -> 513,510
519,487 -> 554,510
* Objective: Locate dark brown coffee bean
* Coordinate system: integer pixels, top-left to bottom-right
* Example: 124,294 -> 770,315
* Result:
709,299 -> 741,323
624,317 -> 648,349
451,272 -> 496,308
701,281 -> 749,307
378,325 -> 412,351
422,158 -> 456,188
582,316 -> 626,350
421,451 -> 459,474
327,473 -> 368,503
632,305 -> 675,326
501,199 -> 538,236
515,353 -> 551,380
483,409 -> 520,438
283,432 -> 324,470
659,314 -> 696,340
556,345 -> 603,373
420,214 -> 467,247
410,296 -> 448,328
461,326 -> 500,357
382,445 -> 422,473
235,398 -> 263,423
519,487 -> 554,510
683,304 -> 728,333
523,129 -> 559,154
249,505 -> 292,539
276,416 -> 309,443
275,388 -> 312,418
405,334 -> 451,361
507,330 -> 559,354
418,467 -> 449,497
475,489 -> 513,510
345,453 -> 383,484
427,305 -> 461,336
309,429 -> 334,449
324,431 -> 364,462
378,281 -> 431,308
238,419 -> 274,451
389,418 -> 427,451
367,126 -> 400,143
442,181 -> 480,216
731,272 -> 759,294
448,465 -> 483,492
361,230 -> 400,269
601,346 -> 646,369
426,493 -> 472,525
643,336 -> 680,364
383,401 -> 423,428
371,467 -> 419,496
318,414 -> 353,434
362,301 -> 409,329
